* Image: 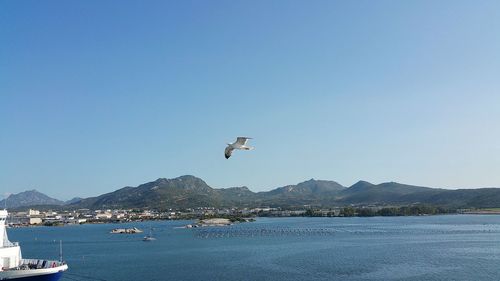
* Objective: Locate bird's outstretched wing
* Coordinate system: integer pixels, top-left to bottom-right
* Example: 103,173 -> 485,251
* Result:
236,137 -> 252,145
225,146 -> 234,159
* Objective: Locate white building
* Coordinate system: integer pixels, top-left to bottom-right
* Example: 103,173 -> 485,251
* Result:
29,217 -> 43,225
95,213 -> 112,220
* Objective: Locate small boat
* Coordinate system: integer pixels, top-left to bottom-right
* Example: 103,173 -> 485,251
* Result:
142,228 -> 156,242
0,209 -> 68,281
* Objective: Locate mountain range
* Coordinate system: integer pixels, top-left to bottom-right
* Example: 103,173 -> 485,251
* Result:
0,190 -> 64,208
4,176 -> 500,209
0,189 -> 85,209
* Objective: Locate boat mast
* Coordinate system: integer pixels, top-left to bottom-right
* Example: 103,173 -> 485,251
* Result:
59,240 -> 63,263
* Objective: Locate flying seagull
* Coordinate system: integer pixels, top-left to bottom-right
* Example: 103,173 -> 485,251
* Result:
225,137 -> 254,159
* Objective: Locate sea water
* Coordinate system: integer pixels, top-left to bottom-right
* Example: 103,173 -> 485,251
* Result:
8,215 -> 500,281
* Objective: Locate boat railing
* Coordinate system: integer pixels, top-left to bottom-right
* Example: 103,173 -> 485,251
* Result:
20,259 -> 65,269
2,241 -> 19,247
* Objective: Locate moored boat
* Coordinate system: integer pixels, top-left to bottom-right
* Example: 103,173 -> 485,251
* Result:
0,209 -> 68,281
142,228 -> 156,242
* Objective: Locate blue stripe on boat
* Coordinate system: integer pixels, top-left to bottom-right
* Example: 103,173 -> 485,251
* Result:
4,272 -> 63,281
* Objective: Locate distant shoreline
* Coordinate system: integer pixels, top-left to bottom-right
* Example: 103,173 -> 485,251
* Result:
9,212 -> 500,229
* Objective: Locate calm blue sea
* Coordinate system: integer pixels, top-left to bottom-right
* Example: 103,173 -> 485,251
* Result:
8,215 -> 500,281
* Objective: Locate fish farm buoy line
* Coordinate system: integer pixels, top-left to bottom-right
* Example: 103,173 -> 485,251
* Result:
192,227 -> 338,239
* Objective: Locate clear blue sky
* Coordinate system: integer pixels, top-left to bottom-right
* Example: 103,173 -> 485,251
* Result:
1,0 -> 500,200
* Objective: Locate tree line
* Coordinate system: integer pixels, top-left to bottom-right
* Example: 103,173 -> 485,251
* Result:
304,205 -> 454,217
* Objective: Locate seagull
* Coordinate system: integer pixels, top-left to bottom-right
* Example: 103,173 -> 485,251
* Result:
225,137 -> 254,159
